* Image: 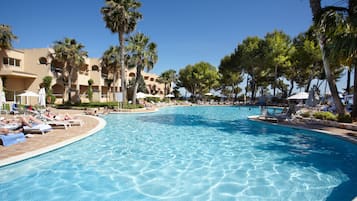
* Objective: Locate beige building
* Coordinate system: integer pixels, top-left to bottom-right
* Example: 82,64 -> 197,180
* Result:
0,48 -> 165,105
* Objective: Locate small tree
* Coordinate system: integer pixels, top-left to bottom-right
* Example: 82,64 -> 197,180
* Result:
87,79 -> 94,102
42,76 -> 56,104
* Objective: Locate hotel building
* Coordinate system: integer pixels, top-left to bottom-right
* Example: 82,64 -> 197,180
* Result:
0,48 -> 165,105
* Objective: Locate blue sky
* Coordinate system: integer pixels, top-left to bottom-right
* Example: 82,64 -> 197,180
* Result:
0,0 -> 349,92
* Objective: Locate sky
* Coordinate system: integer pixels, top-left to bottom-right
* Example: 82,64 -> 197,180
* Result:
0,0 -> 350,93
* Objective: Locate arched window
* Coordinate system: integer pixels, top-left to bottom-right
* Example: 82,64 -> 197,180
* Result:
92,65 -> 99,71
129,72 -> 136,77
39,57 -> 48,64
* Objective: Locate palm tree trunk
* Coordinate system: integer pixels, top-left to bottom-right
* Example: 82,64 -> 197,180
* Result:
346,67 -> 351,94
318,34 -> 345,114
62,62 -> 69,104
310,0 -> 344,115
112,73 -> 117,101
119,32 -> 127,103
68,66 -> 73,104
132,82 -> 139,105
132,67 -> 142,105
309,0 -> 321,20
352,64 -> 357,119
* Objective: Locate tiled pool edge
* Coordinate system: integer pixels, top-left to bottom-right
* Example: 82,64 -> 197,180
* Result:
0,116 -> 106,167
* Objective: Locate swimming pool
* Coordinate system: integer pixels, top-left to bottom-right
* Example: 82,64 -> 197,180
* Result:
0,106 -> 356,200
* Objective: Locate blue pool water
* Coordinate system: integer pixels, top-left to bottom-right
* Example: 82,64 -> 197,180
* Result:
0,106 -> 356,201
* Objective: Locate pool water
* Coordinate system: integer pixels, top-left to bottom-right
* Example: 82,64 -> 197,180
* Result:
0,106 -> 356,201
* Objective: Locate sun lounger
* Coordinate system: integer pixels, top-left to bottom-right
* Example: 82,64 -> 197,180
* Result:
23,124 -> 52,135
45,120 -> 71,129
0,133 -> 26,146
65,119 -> 84,127
41,115 -> 83,127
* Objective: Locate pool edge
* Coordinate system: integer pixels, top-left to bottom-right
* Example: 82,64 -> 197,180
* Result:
248,116 -> 357,144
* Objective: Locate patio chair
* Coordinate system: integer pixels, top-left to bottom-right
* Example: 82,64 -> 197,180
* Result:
42,119 -> 71,129
23,123 -> 52,135
0,133 -> 26,146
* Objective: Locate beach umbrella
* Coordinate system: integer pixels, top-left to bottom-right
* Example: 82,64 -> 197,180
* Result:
17,91 -> 39,105
136,92 -> 147,99
287,92 -> 309,100
18,91 -> 39,97
204,92 -> 213,96
0,91 -> 6,110
38,88 -> 46,107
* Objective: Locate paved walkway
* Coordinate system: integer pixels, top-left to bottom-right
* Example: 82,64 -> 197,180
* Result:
0,113 -> 105,167
249,115 -> 357,144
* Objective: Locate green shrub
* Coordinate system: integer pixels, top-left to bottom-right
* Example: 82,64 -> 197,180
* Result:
146,97 -> 160,103
337,113 -> 352,123
325,113 -> 337,121
122,103 -> 144,109
313,111 -> 337,121
56,102 -> 144,110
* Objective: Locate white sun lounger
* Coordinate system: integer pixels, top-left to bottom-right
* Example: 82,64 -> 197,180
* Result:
23,124 -> 52,135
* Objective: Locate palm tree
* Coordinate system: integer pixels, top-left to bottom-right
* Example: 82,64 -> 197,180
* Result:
0,24 -> 17,51
101,0 -> 142,104
51,38 -> 88,103
127,33 -> 158,104
101,46 -> 120,100
158,69 -> 177,96
309,0 -> 345,115
0,24 -> 17,91
325,0 -> 357,118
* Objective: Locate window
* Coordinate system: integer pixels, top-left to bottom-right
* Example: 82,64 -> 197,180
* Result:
2,57 -> 21,67
92,65 -> 99,71
39,57 -> 47,64
9,58 -> 14,66
3,57 -> 8,65
15,59 -> 20,66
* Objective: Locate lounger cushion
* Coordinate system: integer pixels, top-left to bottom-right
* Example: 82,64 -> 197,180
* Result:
0,133 -> 26,146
